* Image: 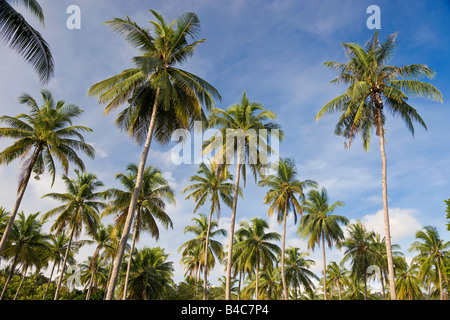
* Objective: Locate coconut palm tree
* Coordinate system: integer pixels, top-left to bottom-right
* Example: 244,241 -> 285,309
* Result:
85,224 -> 114,300
88,10 -> 220,299
326,261 -> 347,300
409,226 -> 450,300
258,158 -> 316,299
204,92 -> 283,299
395,257 -> 423,300
122,247 -> 174,300
234,218 -> 281,300
102,163 -> 174,300
315,32 -> 443,299
339,220 -> 381,300
179,213 -> 226,298
41,232 -> 80,300
0,0 -> 53,83
182,161 -> 236,299
0,90 -> 94,257
41,170 -> 108,300
297,187 -> 348,300
284,247 -> 319,300
0,212 -> 48,300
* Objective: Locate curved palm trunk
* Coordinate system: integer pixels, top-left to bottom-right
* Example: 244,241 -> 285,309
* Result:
86,245 -> 101,300
203,209 -> 214,300
105,88 -> 160,300
0,255 -> 18,300
14,265 -> 27,300
43,260 -> 57,300
322,234 -> 327,300
225,153 -> 242,300
377,108 -> 396,300
0,144 -> 42,257
281,204 -> 288,300
54,225 -> 75,300
122,213 -> 139,300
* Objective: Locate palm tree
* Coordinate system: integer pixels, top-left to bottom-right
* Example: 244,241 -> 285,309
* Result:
370,232 -> 403,298
284,247 -> 318,299
0,212 -> 48,300
315,32 -> 442,299
204,92 -> 283,299
103,163 -> 175,300
339,220 -> 381,300
41,170 -> 108,300
85,224 -> 114,300
409,226 -> 450,300
326,261 -> 347,300
258,158 -> 316,299
41,232 -> 80,300
122,247 -> 174,300
0,0 -> 53,83
179,245 -> 203,296
395,257 -> 423,300
182,161 -> 235,299
234,218 -> 281,300
297,187 -> 348,300
0,90 -> 95,257
88,10 -> 220,299
179,213 -> 226,298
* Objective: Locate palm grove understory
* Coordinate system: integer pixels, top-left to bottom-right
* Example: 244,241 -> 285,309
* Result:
0,3 -> 448,300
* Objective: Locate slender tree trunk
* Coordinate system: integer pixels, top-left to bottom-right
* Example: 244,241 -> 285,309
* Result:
103,261 -> 113,300
380,269 -> 386,299
225,152 -> 242,300
255,251 -> 259,301
43,260 -> 57,300
14,266 -> 27,300
54,225 -> 75,300
377,112 -> 397,300
203,209 -> 214,300
0,145 -> 42,257
436,257 -> 444,300
0,256 -> 18,300
238,270 -> 242,300
322,234 -> 327,300
86,245 -> 101,300
105,88 -> 160,300
281,204 -> 288,300
364,268 -> 368,300
123,213 -> 139,300
337,280 -> 342,300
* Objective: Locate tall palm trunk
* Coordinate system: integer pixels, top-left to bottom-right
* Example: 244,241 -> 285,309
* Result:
0,255 -> 18,299
54,224 -> 75,300
203,209 -> 214,300
86,245 -> 101,300
337,280 -> 342,300
225,152 -> 242,300
14,265 -> 27,300
281,203 -> 288,300
105,88 -> 160,300
255,250 -> 259,300
0,144 -> 42,257
376,105 -> 396,300
322,233 -> 327,300
123,212 -> 139,300
43,260 -> 57,300
436,257 -> 444,300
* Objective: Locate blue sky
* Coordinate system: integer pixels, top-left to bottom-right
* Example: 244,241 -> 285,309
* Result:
0,0 -> 449,289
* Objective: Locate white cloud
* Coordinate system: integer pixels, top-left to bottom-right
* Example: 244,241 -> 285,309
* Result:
359,208 -> 422,242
